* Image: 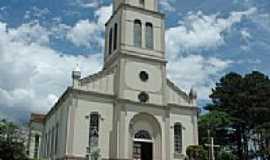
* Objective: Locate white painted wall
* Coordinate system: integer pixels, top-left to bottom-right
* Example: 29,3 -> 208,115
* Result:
41,95 -> 71,160
28,122 -> 43,159
170,107 -> 198,160
71,95 -> 114,159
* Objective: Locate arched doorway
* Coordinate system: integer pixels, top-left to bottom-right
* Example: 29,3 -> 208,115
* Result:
133,130 -> 153,160
129,113 -> 162,160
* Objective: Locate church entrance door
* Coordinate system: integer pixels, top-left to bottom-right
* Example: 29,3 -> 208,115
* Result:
133,130 -> 153,160
133,141 -> 153,160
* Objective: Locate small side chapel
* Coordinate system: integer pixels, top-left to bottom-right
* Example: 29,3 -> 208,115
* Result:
36,0 -> 199,160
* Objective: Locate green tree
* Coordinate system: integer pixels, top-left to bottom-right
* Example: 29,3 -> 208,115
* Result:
217,149 -> 237,160
199,110 -> 233,147
0,119 -> 29,160
209,71 -> 270,160
186,145 -> 207,160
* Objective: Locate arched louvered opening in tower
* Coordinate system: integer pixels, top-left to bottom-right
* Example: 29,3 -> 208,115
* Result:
134,19 -> 142,48
145,22 -> 154,49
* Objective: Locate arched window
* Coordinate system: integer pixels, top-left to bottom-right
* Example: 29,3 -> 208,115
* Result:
134,20 -> 142,48
89,112 -> 100,147
55,123 -> 59,154
113,23 -> 118,50
174,123 -> 183,153
145,23 -> 153,49
134,130 -> 152,140
34,134 -> 40,158
108,28 -> 113,54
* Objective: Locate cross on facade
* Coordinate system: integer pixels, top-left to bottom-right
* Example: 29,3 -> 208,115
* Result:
205,137 -> 220,160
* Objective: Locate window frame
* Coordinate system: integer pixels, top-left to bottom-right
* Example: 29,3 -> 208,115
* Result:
108,28 -> 113,55
34,134 -> 40,158
89,112 -> 100,149
145,22 -> 154,49
134,19 -> 142,48
174,123 -> 183,154
113,23 -> 118,51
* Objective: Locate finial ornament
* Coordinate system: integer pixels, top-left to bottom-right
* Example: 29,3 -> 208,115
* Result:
74,63 -> 81,72
72,63 -> 81,85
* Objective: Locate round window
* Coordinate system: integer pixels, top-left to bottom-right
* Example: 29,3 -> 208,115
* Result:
138,92 -> 149,103
139,71 -> 149,82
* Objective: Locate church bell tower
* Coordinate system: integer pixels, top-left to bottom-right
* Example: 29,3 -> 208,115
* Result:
104,0 -> 167,105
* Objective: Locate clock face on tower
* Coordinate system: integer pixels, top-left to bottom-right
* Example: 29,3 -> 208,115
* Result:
124,61 -> 162,93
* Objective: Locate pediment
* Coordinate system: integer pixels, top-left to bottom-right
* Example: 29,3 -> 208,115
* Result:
166,79 -> 196,107
77,67 -> 116,95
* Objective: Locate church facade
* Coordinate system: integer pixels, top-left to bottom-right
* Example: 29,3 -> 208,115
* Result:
37,0 -> 199,160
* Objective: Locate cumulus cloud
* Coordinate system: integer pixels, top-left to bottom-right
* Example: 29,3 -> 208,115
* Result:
167,55 -> 232,100
159,0 -> 175,12
95,5 -> 112,28
166,8 -> 257,58
0,21 -> 102,121
8,21 -> 50,45
66,20 -> 102,47
164,8 -> 257,100
75,0 -> 102,8
66,4 -> 112,47
24,7 -> 50,21
0,4 -> 112,122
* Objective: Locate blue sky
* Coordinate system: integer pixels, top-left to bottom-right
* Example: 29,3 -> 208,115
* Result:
0,0 -> 269,123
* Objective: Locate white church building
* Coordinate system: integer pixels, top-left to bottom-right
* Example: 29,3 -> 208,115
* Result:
29,0 -> 199,159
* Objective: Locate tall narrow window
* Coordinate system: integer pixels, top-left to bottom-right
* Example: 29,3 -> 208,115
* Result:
108,28 -> 113,54
48,130 -> 51,156
51,127 -> 54,156
55,124 -> 59,154
34,134 -> 40,158
89,112 -> 100,149
174,123 -> 183,153
134,20 -> 142,48
145,23 -> 153,49
47,131 -> 50,157
113,23 -> 118,50
44,133 -> 47,157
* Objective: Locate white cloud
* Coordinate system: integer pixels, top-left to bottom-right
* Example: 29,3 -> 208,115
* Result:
159,0 -> 175,12
8,21 -> 50,45
166,8 -> 257,58
0,21 -> 102,119
252,13 -> 270,32
95,5 -> 112,28
82,2 -> 99,8
167,55 -> 232,100
165,8 -> 257,100
74,0 -> 101,9
66,4 -> 112,47
241,29 -> 251,40
24,7 -> 50,20
66,20 -> 101,47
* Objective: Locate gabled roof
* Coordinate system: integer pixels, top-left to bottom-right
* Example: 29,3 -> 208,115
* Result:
166,79 -> 197,107
167,79 -> 189,98
80,66 -> 116,84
